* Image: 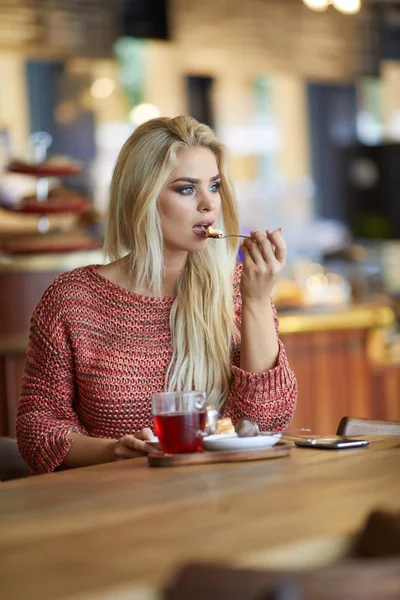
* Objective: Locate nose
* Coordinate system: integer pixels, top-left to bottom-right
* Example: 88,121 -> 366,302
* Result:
198,188 -> 217,212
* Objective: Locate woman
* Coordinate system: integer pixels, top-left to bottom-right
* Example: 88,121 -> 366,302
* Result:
16,116 -> 297,474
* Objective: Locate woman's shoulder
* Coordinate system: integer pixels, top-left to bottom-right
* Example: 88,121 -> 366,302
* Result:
42,265 -> 96,299
33,265 -> 97,324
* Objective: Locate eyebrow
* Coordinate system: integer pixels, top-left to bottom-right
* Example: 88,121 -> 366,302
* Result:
171,175 -> 220,184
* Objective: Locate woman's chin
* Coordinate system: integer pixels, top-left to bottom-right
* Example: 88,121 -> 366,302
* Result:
164,235 -> 208,253
190,235 -> 209,249
187,239 -> 208,252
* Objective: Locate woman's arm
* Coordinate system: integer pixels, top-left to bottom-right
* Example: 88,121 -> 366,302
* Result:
62,430 -> 157,469
239,228 -> 283,373
16,319 -> 88,474
223,234 -> 297,431
61,434 -> 115,468
240,297 -> 279,373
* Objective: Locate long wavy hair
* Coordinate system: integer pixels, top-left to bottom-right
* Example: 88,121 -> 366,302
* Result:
105,116 -> 240,408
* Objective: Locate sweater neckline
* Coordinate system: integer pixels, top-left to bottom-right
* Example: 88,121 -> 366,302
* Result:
87,264 -> 176,305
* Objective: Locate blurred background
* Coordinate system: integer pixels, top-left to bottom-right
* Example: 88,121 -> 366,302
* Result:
1,0 -> 400,435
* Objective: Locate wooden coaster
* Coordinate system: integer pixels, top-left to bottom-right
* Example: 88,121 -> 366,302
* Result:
148,442 -> 291,468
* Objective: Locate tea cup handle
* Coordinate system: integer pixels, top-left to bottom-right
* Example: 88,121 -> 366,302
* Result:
205,407 -> 219,434
195,406 -> 219,438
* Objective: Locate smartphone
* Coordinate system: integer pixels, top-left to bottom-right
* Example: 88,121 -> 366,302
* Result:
295,436 -> 369,450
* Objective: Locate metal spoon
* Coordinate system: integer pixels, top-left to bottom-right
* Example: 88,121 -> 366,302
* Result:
208,230 -> 281,240
218,234 -> 252,239
205,232 -> 251,240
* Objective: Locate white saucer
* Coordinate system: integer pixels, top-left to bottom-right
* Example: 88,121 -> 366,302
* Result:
202,432 -> 282,452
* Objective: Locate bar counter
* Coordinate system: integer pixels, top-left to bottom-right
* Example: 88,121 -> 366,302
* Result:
0,249 -> 104,274
0,254 -> 399,436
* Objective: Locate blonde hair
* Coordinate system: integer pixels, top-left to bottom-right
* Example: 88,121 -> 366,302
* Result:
105,116 -> 240,409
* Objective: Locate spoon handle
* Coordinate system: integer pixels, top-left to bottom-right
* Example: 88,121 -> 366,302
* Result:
220,234 -> 251,239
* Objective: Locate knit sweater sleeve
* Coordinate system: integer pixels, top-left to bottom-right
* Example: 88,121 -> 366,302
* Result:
16,281 -> 88,474
224,263 -> 298,432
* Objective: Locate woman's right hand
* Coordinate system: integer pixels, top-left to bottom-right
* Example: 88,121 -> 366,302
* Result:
113,428 -> 158,460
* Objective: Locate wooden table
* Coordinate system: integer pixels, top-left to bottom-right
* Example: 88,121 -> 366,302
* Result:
1,437 -> 399,600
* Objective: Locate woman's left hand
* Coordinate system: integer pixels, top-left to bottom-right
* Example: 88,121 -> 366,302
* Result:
240,229 -> 286,303
113,428 -> 158,460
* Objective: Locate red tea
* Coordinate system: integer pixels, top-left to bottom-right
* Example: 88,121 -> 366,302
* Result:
154,411 -> 206,454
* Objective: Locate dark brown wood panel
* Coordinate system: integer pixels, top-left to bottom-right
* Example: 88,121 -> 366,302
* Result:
0,269 -> 63,437
281,332 -> 314,432
281,328 -> 372,435
372,364 -> 400,423
0,271 -> 62,336
0,354 -> 27,437
0,359 -> 8,437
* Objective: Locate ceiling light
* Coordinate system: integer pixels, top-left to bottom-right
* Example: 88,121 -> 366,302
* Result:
129,103 -> 161,125
332,0 -> 361,14
302,0 -> 329,11
90,78 -> 116,99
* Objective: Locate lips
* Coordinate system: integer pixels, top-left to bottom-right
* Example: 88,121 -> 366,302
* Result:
192,221 -> 214,238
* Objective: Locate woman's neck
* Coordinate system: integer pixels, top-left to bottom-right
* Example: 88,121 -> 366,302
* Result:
99,252 -> 188,298
161,251 -> 188,297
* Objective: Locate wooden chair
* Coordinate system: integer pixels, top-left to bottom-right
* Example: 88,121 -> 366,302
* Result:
355,509 -> 400,558
164,560 -> 400,600
337,417 -> 400,437
0,437 -> 29,481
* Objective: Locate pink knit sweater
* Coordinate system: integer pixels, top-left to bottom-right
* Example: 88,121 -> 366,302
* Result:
16,263 -> 297,473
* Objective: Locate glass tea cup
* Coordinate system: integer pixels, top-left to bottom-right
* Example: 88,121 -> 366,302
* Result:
152,391 -> 216,454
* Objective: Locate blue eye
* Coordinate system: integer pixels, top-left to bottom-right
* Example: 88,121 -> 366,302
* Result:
178,186 -> 195,195
174,182 -> 221,195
